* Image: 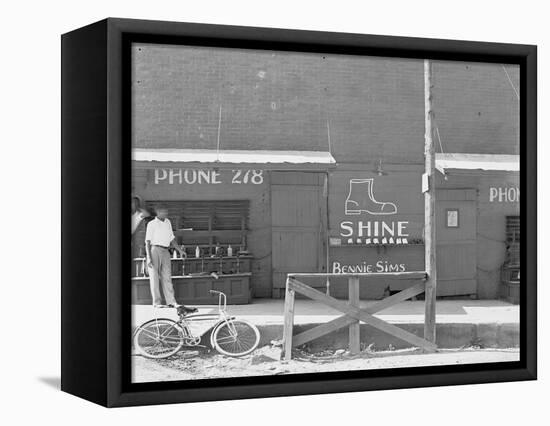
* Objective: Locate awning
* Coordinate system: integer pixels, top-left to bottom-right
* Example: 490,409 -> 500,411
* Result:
435,153 -> 519,175
132,148 -> 337,170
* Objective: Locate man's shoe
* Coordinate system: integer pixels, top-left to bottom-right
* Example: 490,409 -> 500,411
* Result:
176,305 -> 198,316
168,303 -> 182,308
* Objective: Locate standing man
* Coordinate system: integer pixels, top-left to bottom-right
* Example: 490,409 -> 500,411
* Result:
145,205 -> 193,311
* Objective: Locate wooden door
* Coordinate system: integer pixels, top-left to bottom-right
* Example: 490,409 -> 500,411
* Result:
436,189 -> 477,296
271,172 -> 326,296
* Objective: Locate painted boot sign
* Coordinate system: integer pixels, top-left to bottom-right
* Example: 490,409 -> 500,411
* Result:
345,178 -> 397,215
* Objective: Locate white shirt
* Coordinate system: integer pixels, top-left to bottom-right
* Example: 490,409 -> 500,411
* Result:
145,218 -> 175,247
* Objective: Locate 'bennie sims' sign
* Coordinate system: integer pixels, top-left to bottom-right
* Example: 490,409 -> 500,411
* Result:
152,168 -> 265,185
332,259 -> 406,273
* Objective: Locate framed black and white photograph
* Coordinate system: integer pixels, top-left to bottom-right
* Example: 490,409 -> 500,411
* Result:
61,18 -> 536,407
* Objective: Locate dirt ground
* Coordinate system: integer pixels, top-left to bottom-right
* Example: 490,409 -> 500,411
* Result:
131,346 -> 520,383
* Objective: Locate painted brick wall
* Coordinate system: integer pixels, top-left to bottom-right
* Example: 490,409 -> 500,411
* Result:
132,44 -> 519,164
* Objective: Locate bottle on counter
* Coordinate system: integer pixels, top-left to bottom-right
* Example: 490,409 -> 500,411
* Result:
172,249 -> 177,259
227,244 -> 233,257
195,245 -> 201,258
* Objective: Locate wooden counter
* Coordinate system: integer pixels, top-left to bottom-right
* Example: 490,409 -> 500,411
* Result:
131,272 -> 252,305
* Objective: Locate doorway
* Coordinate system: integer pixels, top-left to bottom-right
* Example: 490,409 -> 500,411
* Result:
436,189 -> 478,297
271,172 -> 327,297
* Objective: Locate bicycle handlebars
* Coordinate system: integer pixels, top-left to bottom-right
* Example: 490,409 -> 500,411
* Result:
209,290 -> 227,311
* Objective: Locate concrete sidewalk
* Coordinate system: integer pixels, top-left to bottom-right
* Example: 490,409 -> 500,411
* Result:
132,299 -> 519,350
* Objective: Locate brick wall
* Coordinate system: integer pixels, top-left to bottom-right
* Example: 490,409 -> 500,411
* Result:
431,61 -> 519,155
132,44 -> 519,164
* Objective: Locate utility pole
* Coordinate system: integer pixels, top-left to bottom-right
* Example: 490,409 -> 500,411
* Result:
423,59 -> 437,343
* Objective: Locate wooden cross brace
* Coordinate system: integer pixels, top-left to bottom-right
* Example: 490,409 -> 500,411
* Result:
282,276 -> 437,360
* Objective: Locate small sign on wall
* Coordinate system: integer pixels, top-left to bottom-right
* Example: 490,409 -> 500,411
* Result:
422,173 -> 429,193
446,208 -> 459,228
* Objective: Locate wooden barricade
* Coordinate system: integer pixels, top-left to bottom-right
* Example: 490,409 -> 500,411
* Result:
281,272 -> 437,360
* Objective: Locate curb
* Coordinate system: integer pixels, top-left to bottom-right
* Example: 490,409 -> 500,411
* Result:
255,322 -> 519,351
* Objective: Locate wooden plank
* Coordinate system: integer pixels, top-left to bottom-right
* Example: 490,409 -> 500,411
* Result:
424,59 -> 438,344
174,230 -> 244,237
288,271 -> 427,280
289,278 -> 437,352
282,278 -> 296,361
348,277 -> 360,354
291,282 -> 426,347
367,281 -> 426,313
293,315 -> 356,347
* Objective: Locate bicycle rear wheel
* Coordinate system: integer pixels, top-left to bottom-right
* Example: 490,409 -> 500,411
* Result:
212,319 -> 260,357
133,318 -> 184,359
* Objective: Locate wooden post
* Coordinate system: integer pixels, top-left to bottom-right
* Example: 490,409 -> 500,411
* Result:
423,59 -> 437,343
348,276 -> 360,354
282,277 -> 296,361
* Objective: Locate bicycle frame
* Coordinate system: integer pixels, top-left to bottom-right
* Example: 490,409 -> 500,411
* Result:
176,290 -> 238,347
133,290 -> 240,351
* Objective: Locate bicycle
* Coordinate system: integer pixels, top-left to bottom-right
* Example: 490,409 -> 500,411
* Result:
133,290 -> 260,359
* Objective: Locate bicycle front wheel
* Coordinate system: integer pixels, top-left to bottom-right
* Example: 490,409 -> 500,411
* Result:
213,319 -> 260,357
133,318 -> 184,359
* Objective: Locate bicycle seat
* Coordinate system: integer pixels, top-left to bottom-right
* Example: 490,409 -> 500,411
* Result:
177,305 -> 198,316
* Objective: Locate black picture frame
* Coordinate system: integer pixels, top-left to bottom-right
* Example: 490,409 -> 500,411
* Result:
61,17 -> 537,407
